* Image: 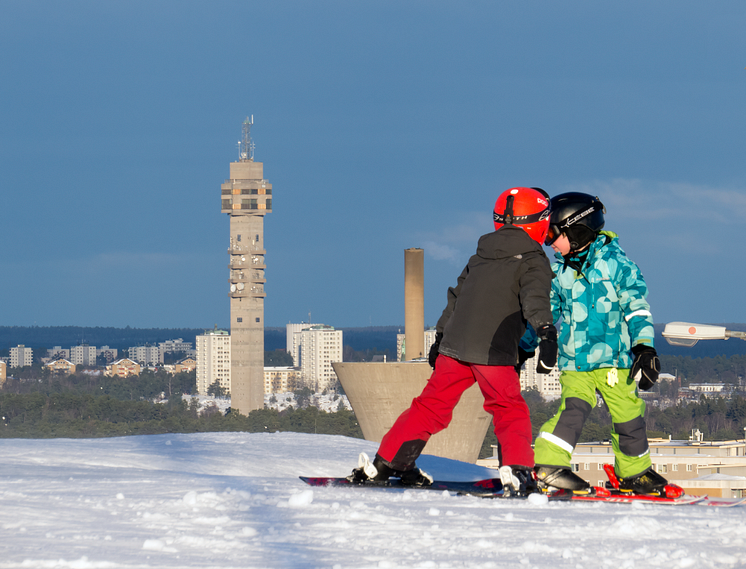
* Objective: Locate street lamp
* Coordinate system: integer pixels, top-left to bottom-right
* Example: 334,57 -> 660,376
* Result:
662,322 -> 746,347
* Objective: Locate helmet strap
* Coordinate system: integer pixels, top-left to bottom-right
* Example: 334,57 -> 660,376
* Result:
504,195 -> 514,225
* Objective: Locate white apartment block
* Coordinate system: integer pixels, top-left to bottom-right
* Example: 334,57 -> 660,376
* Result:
128,346 -> 163,366
70,344 -> 97,367
196,330 -> 231,395
47,346 -> 71,360
286,323 -> 311,367
10,345 -> 33,368
520,353 -> 562,400
96,346 -> 118,363
159,338 -> 194,356
396,329 -> 438,362
264,366 -> 301,394
298,325 -> 343,392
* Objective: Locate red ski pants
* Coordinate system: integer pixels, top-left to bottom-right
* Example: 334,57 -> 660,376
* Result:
377,355 -> 534,468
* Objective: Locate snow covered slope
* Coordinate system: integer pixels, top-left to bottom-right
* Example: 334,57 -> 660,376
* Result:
0,432 -> 744,568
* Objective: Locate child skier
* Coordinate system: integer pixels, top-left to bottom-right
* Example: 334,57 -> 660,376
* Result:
532,191 -> 667,495
351,187 -> 558,494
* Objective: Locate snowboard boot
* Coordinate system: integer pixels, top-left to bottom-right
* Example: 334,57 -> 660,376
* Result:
534,465 -> 591,493
618,467 -> 668,495
499,465 -> 538,496
349,453 -> 433,487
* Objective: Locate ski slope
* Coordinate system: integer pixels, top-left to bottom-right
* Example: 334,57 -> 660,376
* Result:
0,432 -> 743,568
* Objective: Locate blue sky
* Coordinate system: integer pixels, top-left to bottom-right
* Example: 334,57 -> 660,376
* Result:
1,1 -> 744,329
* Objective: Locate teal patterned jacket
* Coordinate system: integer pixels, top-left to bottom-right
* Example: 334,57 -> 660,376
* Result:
551,231 -> 655,372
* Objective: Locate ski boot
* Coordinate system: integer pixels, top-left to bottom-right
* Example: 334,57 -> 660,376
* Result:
499,465 -> 537,497
349,453 -> 433,487
534,465 -> 592,494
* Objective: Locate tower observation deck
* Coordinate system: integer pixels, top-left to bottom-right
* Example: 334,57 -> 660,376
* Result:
220,116 -> 273,414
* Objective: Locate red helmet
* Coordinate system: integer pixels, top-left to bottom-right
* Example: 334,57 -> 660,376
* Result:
493,187 -> 551,244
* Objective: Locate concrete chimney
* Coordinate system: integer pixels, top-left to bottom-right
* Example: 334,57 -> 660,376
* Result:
404,248 -> 425,361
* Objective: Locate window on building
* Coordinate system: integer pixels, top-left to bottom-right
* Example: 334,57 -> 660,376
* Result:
256,317 -> 261,322
237,234 -> 241,241
237,317 -> 242,322
687,464 -> 694,472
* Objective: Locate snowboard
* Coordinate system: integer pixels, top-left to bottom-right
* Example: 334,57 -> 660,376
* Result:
300,472 -> 746,507
299,476 -> 506,497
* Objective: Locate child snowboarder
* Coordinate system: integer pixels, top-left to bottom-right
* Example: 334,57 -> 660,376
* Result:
532,191 -> 668,495
351,187 -> 558,494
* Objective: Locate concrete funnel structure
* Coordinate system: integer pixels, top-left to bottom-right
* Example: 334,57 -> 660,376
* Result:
334,363 -> 492,464
404,248 -> 425,361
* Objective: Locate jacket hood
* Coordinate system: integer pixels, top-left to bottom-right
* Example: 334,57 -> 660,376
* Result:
477,225 -> 544,260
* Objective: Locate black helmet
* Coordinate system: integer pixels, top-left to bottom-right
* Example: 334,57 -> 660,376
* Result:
545,192 -> 605,251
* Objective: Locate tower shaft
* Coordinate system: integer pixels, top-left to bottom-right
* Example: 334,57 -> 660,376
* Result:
220,145 -> 273,415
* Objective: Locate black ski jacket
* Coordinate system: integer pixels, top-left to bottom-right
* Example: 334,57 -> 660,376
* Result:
436,224 -> 554,366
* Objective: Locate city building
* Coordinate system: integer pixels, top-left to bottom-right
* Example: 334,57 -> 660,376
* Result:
175,357 -> 196,373
298,325 -> 343,392
70,344 -> 97,367
478,431 -> 746,498
128,345 -> 162,366
264,366 -> 301,394
519,353 -> 562,400
286,322 -> 311,367
396,329 -> 438,362
44,359 -> 76,374
0,360 -> 6,384
196,329 -> 231,396
47,346 -> 71,360
96,346 -> 118,364
10,345 -> 33,368
104,358 -> 141,378
159,339 -> 194,357
221,117 -> 272,414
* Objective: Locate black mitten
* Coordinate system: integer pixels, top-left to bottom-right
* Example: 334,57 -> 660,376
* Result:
630,345 -> 660,390
428,332 -> 443,369
536,325 -> 558,374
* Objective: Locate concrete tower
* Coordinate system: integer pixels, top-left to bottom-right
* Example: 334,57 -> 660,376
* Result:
220,117 -> 272,414
404,248 -> 425,360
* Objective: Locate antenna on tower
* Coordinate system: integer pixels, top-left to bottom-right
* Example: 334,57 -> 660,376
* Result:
239,115 -> 255,162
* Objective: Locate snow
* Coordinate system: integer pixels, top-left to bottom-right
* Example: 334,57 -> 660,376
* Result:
1,432 -> 745,568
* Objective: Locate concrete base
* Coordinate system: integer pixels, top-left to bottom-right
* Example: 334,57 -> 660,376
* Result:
333,361 -> 492,463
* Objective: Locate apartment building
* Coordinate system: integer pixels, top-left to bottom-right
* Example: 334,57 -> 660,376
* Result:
264,366 -> 301,394
128,345 -> 163,366
10,345 -> 33,368
519,353 -> 562,400
105,358 -> 141,378
396,329 -> 438,362
47,346 -> 71,360
159,339 -> 194,356
478,432 -> 746,498
298,325 -> 343,392
96,346 -> 118,364
70,344 -> 97,367
196,329 -> 231,395
44,359 -> 76,374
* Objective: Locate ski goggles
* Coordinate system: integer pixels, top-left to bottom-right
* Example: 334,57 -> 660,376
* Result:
544,224 -> 562,246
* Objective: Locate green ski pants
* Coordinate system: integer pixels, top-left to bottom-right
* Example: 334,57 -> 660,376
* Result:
533,368 -> 651,479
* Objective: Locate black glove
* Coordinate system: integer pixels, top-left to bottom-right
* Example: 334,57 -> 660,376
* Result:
630,344 -> 660,390
428,332 -> 443,369
536,325 -> 558,374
